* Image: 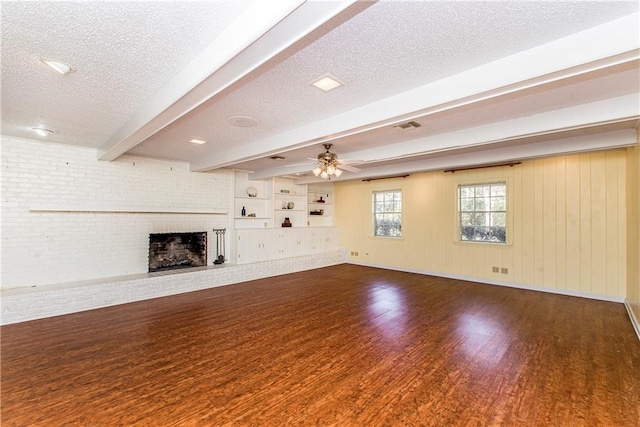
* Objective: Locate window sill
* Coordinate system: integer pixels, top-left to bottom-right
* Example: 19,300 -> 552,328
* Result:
369,235 -> 405,241
453,239 -> 512,248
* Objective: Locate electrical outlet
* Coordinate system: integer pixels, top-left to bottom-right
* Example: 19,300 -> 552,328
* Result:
354,251 -> 359,256
492,266 -> 499,273
501,268 -> 508,274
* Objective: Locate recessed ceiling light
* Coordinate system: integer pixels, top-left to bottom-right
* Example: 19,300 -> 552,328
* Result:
310,73 -> 345,92
190,139 -> 207,145
32,127 -> 53,137
40,57 -> 73,75
229,116 -> 258,128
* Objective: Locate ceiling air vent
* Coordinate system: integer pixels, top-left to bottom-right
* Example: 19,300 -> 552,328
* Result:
393,120 -> 422,132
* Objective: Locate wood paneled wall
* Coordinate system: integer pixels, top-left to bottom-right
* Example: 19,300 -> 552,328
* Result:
627,142 -> 640,323
334,149 -> 628,299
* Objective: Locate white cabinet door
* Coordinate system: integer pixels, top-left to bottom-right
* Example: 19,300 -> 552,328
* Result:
306,228 -> 322,254
273,230 -> 289,259
324,227 -> 340,252
236,230 -> 272,264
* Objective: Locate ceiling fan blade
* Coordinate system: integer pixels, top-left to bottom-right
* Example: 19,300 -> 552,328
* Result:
338,159 -> 364,165
339,164 -> 361,173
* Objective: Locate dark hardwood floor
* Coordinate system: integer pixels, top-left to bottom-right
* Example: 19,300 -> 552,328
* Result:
2,264 -> 639,426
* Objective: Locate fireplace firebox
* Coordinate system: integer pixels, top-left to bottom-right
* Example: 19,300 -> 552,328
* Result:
148,232 -> 207,273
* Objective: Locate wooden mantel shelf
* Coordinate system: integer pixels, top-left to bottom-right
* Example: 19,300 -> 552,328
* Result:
30,206 -> 228,215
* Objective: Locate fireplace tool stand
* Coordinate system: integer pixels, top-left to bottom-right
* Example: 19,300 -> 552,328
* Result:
213,228 -> 226,265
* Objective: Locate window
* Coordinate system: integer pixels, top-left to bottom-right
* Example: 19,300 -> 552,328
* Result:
373,190 -> 402,237
458,182 -> 506,243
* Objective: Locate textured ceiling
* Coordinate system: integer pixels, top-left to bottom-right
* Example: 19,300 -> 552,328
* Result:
1,0 -> 638,182
130,0 -> 639,160
1,1 -> 250,147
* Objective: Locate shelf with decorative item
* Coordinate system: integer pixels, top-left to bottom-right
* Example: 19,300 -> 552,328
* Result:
308,193 -> 331,205
307,183 -> 333,226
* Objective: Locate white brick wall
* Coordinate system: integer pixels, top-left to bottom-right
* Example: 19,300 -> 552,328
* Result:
1,135 -> 347,324
1,135 -> 231,288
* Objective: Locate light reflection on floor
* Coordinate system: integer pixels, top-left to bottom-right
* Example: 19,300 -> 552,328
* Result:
367,284 -> 407,340
455,312 -> 511,368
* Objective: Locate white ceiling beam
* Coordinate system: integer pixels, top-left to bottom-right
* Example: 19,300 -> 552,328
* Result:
97,0 -> 359,161
190,12 -> 640,172
249,94 -> 639,180
293,129 -> 638,184
344,94 -> 639,163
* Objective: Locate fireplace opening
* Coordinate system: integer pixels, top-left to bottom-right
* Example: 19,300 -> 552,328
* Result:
148,232 -> 207,273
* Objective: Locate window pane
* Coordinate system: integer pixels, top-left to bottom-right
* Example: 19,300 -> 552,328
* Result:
460,198 -> 474,212
491,196 -> 505,211
475,186 -> 490,197
475,197 -> 489,211
460,187 -> 474,198
473,212 -> 488,226
461,212 -> 473,226
490,185 -> 505,197
491,212 -> 506,226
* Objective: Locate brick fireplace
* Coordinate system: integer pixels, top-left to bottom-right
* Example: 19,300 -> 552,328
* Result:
148,232 -> 207,272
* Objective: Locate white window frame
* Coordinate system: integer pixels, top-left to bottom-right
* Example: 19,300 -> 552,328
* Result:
457,182 -> 507,244
372,190 -> 402,238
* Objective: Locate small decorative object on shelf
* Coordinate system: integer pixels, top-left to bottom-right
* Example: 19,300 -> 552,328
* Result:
241,206 -> 246,217
282,201 -> 287,209
246,187 -> 258,197
310,209 -> 324,215
287,201 -> 295,209
280,189 -> 290,194
247,213 -> 256,217
282,217 -> 292,227
316,196 -> 325,203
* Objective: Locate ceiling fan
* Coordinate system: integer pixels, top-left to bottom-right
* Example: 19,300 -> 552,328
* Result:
287,144 -> 362,179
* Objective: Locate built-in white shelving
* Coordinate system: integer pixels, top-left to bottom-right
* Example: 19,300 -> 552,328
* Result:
232,172 -> 334,229
307,183 -> 333,227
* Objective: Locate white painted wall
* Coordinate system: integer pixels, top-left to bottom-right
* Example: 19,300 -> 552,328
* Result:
1,135 -> 232,289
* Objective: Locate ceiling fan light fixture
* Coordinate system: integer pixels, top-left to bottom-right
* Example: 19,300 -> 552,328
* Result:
312,143 -> 347,180
310,73 -> 345,92
32,127 -> 53,137
40,57 -> 73,75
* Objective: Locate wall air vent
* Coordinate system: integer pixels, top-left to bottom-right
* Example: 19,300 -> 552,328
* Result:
392,120 -> 422,132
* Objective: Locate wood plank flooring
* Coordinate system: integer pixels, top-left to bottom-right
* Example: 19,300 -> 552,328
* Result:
2,264 -> 639,426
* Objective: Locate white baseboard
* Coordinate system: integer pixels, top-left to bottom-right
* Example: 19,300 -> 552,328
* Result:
624,299 -> 640,342
347,260 -> 626,303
